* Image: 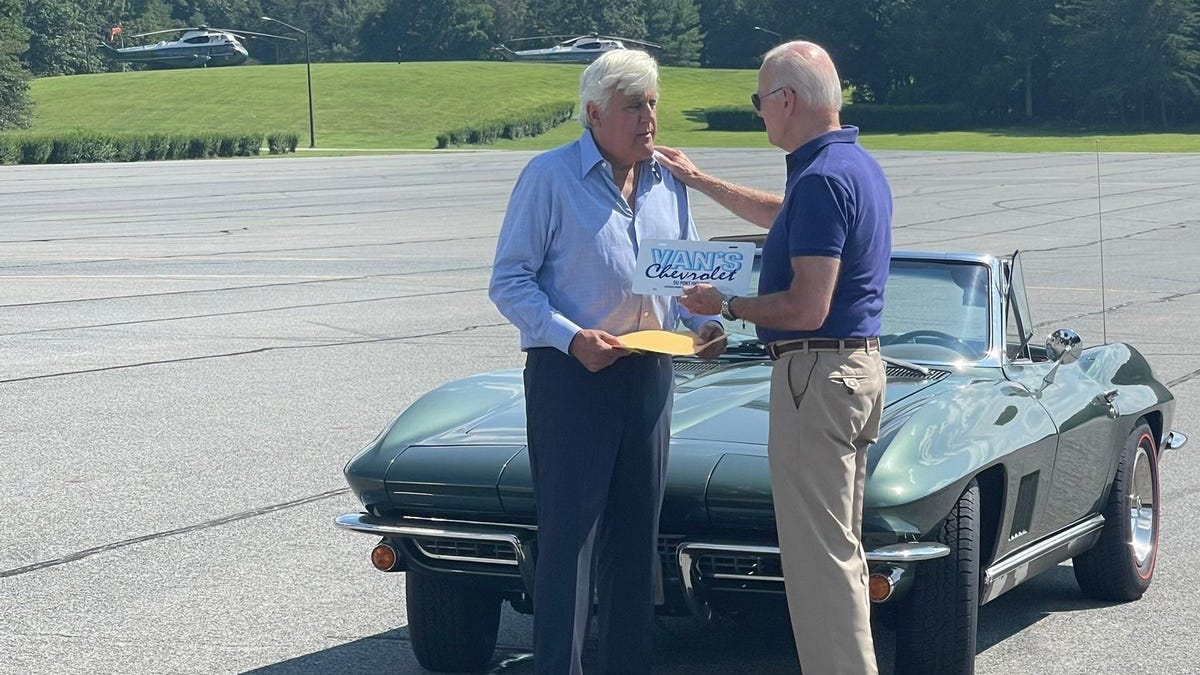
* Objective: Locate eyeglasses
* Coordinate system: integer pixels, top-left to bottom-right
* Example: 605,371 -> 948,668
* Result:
751,87 -> 786,112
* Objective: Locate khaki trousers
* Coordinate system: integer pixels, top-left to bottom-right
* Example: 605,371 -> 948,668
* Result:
768,346 -> 885,675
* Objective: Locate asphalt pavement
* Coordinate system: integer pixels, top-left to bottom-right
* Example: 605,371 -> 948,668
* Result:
1,150 -> 1197,674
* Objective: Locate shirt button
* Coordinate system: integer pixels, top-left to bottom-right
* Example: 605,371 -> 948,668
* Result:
643,312 -> 649,317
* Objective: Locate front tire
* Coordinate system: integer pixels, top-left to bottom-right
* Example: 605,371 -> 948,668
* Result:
1073,420 -> 1160,601
407,572 -> 502,672
895,479 -> 980,675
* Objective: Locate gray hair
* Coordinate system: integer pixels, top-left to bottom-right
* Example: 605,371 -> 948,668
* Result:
578,49 -> 659,129
762,41 -> 842,112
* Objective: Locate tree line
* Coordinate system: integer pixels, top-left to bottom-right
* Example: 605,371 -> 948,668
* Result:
2,0 -> 1199,131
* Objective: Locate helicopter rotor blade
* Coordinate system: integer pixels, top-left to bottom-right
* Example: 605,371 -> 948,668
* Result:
505,34 -> 578,43
126,27 -> 192,39
598,35 -> 663,49
213,28 -> 297,41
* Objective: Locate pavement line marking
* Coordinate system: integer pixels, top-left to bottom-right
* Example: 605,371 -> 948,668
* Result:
0,488 -> 351,579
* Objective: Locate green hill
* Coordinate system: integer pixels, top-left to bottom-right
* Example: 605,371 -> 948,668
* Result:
25,61 -> 764,152
21,61 -> 1200,153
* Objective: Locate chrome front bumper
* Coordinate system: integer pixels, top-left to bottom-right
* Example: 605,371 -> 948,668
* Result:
336,513 -> 949,613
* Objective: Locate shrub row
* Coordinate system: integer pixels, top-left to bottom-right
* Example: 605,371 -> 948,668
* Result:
703,103 -> 974,133
436,101 -> 575,148
0,131 -> 300,165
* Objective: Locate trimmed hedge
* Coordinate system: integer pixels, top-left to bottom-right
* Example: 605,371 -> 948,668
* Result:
704,103 -> 974,133
436,101 -> 575,149
0,131 -> 299,165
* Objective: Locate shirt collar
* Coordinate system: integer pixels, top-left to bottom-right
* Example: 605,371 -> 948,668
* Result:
577,129 -> 663,183
785,125 -> 860,174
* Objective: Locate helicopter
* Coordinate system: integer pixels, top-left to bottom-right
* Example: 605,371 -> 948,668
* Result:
97,25 -> 295,69
492,33 -> 662,64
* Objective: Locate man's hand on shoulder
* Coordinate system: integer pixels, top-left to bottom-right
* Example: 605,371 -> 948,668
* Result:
569,329 -> 628,372
654,145 -> 704,188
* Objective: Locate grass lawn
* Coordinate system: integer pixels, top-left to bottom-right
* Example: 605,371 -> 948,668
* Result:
17,61 -> 1200,153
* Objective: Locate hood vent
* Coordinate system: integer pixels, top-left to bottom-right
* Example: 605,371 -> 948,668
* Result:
673,360 -> 725,376
887,365 -> 948,381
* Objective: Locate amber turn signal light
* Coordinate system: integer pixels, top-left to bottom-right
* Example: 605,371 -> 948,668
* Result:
371,543 -> 398,571
868,571 -> 895,603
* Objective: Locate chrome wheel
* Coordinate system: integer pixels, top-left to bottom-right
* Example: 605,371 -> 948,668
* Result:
1073,420 -> 1159,601
1128,436 -> 1158,577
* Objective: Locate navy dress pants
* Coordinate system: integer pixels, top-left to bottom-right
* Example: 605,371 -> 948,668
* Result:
523,348 -> 673,675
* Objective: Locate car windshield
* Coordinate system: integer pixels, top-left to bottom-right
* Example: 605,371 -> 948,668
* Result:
727,256 -> 991,364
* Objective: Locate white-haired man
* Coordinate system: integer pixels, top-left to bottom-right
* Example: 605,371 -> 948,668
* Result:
662,41 -> 892,674
489,49 -> 724,674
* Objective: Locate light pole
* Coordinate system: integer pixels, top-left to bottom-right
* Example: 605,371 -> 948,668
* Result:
753,26 -> 782,41
262,16 -> 314,149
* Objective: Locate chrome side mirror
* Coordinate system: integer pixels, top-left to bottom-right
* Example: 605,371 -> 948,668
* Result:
1045,328 -> 1082,365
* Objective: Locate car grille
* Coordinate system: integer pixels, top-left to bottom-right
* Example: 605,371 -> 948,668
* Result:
658,536 -> 684,580
413,537 -> 518,566
697,551 -> 783,582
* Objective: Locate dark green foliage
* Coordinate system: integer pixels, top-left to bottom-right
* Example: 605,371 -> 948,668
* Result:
0,0 -> 32,129
1052,0 -> 1200,127
22,0 -> 110,76
0,134 -> 19,163
266,131 -> 300,153
702,106 -> 764,131
436,100 -> 573,147
0,131 -> 283,163
20,136 -> 52,163
643,0 -> 701,67
360,0 -> 495,61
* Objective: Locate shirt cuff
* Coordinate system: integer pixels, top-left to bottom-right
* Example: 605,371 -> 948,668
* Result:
547,314 -> 583,355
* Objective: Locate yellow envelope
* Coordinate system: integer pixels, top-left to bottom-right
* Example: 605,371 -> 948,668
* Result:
618,330 -> 726,356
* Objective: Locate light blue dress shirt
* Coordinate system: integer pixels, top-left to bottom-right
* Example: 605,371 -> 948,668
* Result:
490,130 -> 718,354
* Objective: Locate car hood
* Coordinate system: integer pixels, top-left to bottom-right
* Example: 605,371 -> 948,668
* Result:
442,360 -> 946,448
372,360 -> 950,520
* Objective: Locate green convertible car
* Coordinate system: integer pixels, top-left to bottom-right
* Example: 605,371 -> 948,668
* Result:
337,244 -> 1186,673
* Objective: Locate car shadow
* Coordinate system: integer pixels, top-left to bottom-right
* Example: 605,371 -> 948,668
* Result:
240,565 -> 1112,674
238,626 -> 530,675
975,563 -> 1117,653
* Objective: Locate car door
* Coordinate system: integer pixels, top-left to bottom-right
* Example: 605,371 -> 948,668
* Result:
1001,252 -> 1123,532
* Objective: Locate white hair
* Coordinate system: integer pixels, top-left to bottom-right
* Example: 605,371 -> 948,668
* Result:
578,49 -> 659,129
762,41 -> 842,111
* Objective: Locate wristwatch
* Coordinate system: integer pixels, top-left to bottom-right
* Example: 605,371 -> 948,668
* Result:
720,295 -> 739,321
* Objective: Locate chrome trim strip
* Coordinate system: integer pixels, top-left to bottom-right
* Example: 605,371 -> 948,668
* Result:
983,515 -> 1104,587
1165,430 -> 1187,452
868,542 -> 951,562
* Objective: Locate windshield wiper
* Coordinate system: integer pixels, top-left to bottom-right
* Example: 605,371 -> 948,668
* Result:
881,355 -> 930,377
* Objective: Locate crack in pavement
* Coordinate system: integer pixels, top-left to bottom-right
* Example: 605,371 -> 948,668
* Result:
0,322 -> 509,385
0,488 -> 351,579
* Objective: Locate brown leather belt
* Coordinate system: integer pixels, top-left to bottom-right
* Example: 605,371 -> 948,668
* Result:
766,337 -> 880,360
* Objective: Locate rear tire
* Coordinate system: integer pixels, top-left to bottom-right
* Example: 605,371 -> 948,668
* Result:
407,572 -> 502,672
894,480 -> 980,675
1073,420 -> 1159,601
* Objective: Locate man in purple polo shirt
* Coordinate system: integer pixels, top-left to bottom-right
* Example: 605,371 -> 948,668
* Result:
658,40 -> 892,674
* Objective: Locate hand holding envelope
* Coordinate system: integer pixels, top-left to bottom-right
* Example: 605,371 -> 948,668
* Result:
617,329 -> 727,357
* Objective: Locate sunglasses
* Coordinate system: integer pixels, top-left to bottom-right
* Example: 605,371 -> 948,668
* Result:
751,86 -> 786,111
